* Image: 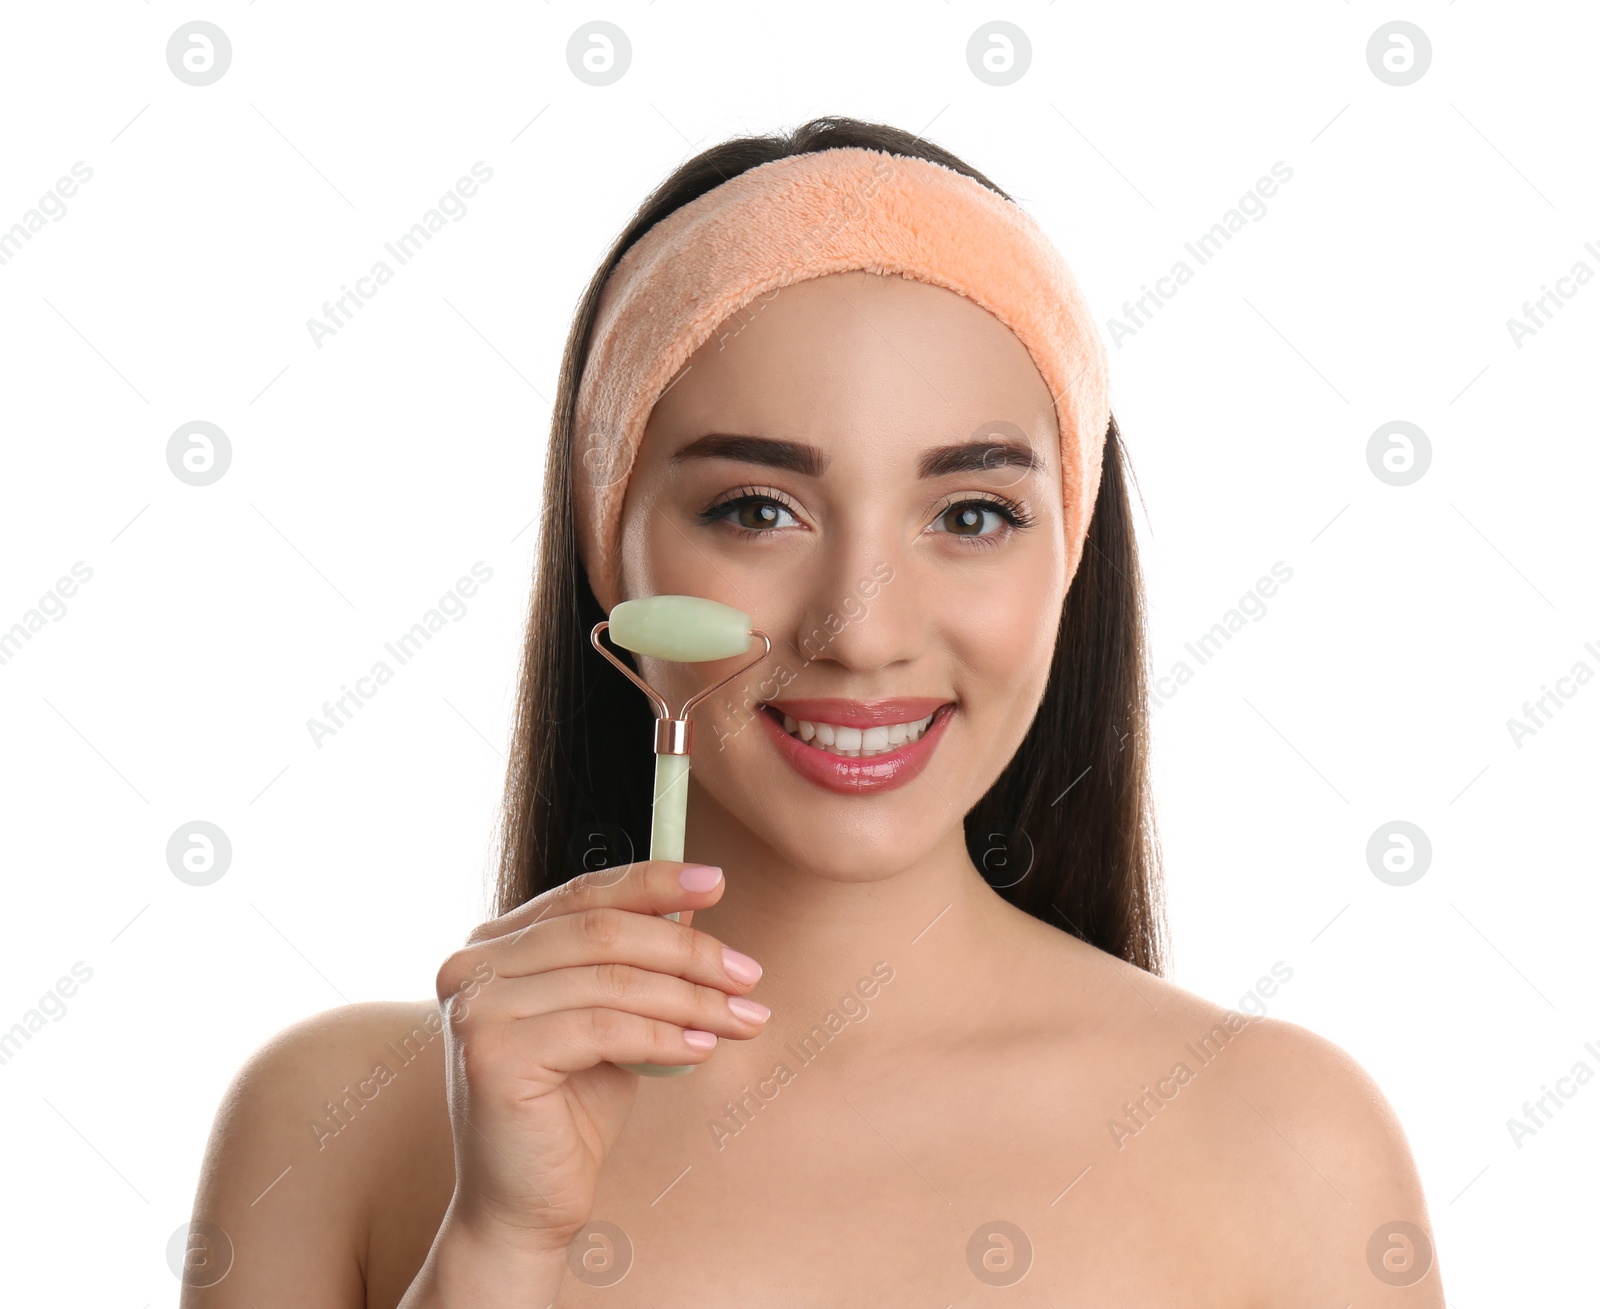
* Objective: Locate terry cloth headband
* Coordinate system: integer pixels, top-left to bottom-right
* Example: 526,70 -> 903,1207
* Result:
571,145 -> 1112,616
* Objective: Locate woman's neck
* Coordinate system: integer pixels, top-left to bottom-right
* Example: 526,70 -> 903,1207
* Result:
678,787 -> 1024,1077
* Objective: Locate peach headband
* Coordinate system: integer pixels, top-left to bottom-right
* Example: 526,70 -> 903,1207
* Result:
572,145 -> 1111,614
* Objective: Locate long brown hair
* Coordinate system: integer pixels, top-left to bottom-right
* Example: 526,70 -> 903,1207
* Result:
492,116 -> 1167,975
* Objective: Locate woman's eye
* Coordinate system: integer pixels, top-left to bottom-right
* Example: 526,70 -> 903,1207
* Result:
701,493 -> 1027,543
705,495 -> 799,533
932,501 -> 1010,539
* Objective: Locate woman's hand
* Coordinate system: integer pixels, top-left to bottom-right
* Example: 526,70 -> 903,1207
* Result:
431,859 -> 768,1258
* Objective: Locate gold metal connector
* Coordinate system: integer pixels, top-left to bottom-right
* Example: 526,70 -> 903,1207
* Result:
590,621 -> 773,757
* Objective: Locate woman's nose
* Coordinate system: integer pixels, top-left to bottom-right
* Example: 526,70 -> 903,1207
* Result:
790,545 -> 914,673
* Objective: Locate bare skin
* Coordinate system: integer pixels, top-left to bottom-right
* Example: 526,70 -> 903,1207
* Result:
185,271 -> 1444,1307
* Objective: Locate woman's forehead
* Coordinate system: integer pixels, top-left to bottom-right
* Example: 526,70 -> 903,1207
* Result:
643,270 -> 1058,461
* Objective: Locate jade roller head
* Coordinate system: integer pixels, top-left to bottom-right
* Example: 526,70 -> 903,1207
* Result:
589,596 -> 771,1077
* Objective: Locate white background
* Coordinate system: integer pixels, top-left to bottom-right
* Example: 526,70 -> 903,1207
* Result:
1,2 -> 1594,1304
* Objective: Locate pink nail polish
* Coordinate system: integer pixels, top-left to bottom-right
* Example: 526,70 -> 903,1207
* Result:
728,996 -> 770,1023
679,864 -> 723,892
721,946 -> 762,985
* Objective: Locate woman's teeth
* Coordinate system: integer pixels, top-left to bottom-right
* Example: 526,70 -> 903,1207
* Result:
777,711 -> 937,757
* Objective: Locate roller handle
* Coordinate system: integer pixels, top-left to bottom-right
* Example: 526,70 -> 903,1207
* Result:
616,751 -> 698,1078
588,604 -> 771,1078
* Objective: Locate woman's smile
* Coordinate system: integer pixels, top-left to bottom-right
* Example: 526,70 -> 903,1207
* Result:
755,697 -> 958,795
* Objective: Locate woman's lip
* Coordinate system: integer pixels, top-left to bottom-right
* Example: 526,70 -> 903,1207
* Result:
756,701 -> 955,796
759,696 -> 952,730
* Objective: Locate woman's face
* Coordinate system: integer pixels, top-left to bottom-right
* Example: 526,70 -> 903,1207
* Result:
611,269 -> 1068,880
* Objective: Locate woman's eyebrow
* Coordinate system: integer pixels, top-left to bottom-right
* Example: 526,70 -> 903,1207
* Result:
668,433 -> 1043,478
919,439 -> 1043,479
670,433 -> 826,475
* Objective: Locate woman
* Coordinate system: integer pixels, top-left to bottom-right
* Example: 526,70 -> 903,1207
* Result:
186,117 -> 1442,1307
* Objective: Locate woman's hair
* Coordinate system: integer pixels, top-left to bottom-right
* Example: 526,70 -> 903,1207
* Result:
492,116 -> 1167,975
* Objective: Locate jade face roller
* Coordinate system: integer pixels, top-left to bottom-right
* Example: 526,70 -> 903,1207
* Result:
590,594 -> 772,1076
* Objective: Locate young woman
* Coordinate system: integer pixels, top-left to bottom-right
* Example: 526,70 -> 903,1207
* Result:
185,117 -> 1442,1308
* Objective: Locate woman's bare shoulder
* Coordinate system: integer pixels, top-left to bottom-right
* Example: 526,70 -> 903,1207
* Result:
1201,1009 -> 1442,1303
1032,933 -> 1444,1304
183,1000 -> 453,1308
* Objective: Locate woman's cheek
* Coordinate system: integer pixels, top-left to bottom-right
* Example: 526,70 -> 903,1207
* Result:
943,576 -> 1039,668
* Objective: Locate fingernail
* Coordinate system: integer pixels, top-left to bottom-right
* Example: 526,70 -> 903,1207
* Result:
679,864 -> 723,892
721,946 -> 762,985
683,1029 -> 718,1050
727,996 -> 770,1023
